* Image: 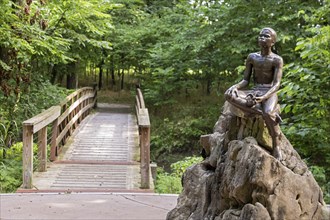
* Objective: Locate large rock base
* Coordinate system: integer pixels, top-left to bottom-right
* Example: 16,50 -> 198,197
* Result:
167,102 -> 329,220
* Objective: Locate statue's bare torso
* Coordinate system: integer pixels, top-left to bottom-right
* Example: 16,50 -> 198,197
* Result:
247,52 -> 282,86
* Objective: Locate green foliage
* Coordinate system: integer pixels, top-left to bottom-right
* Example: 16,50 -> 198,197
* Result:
0,143 -> 23,192
0,0 -> 119,90
0,0 -> 73,83
310,166 -> 330,203
46,0 -> 115,59
0,62 -> 68,192
133,0 -> 321,92
0,142 -> 38,192
275,1 -> 330,202
0,159 -> 22,192
143,67 -> 180,106
0,77 -> 68,163
151,116 -> 208,158
155,156 -> 203,194
19,77 -> 69,118
155,170 -> 182,194
143,69 -> 227,107
148,84 -> 222,176
280,1 -> 330,178
0,120 -> 18,160
150,93 -> 221,160
170,156 -> 203,177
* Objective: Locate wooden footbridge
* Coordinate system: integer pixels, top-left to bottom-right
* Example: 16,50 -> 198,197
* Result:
18,87 -> 152,192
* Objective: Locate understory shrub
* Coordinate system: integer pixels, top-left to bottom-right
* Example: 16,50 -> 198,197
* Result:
155,156 -> 203,194
310,165 -> 330,203
151,116 -> 208,159
0,142 -> 40,192
150,101 -> 220,159
0,78 -> 68,192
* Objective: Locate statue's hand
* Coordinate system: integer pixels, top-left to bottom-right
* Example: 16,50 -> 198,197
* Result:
225,85 -> 238,97
255,96 -> 265,103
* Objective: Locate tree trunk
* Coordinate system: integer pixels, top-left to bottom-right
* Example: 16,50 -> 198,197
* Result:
98,63 -> 103,90
106,68 -> 109,88
206,79 -> 211,95
116,68 -> 121,91
205,69 -> 212,95
110,65 -> 115,89
2,149 -> 6,159
66,62 -> 77,89
109,55 -> 115,90
50,64 -> 57,84
126,67 -> 130,90
66,74 -> 76,89
121,69 -> 124,90
93,63 -> 97,82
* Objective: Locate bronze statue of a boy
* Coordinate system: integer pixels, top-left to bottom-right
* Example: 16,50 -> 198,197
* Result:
225,27 -> 283,160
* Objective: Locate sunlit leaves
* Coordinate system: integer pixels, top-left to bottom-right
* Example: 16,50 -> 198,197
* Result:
279,2 -> 330,172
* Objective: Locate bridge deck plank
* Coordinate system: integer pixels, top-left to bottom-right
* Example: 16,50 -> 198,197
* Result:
30,103 -> 143,191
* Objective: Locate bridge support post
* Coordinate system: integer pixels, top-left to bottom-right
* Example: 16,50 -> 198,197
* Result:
93,82 -> 98,108
140,126 -> 150,189
38,127 -> 47,172
22,125 -> 33,189
136,88 -> 151,189
50,118 -> 59,161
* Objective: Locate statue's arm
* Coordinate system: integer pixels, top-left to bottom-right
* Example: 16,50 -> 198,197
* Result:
256,56 -> 283,102
236,54 -> 253,89
225,54 -> 253,97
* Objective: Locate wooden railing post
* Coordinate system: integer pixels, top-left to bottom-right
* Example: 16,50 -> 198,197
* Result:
37,127 -> 47,172
50,118 -> 58,161
93,83 -> 98,108
135,88 -> 151,189
140,125 -> 151,189
22,125 -> 34,189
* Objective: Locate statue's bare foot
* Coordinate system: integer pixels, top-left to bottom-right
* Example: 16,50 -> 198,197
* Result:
272,146 -> 282,160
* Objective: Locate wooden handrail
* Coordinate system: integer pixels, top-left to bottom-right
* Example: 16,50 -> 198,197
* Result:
135,88 -> 151,189
52,88 -> 96,159
22,86 -> 97,189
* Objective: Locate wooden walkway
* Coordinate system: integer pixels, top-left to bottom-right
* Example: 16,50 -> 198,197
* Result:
26,103 -> 149,192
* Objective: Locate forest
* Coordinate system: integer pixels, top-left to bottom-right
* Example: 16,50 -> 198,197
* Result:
0,0 -> 329,202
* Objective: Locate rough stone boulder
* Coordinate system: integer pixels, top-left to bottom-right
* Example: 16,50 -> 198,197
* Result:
167,102 -> 329,220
